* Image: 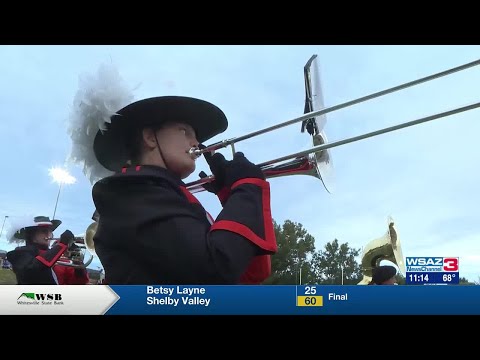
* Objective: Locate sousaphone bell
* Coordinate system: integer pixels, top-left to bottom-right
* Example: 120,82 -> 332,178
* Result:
357,217 -> 406,285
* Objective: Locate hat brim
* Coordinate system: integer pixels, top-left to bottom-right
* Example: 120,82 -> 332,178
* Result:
14,219 -> 62,240
94,96 -> 228,171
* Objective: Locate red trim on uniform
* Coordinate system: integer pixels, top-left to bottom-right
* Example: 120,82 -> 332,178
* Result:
179,186 -> 214,223
230,178 -> 276,249
231,177 -> 268,189
179,186 -> 201,205
35,242 -> 68,267
54,264 -> 90,285
216,187 -> 231,204
210,177 -> 276,252
240,255 -> 271,284
211,220 -> 277,252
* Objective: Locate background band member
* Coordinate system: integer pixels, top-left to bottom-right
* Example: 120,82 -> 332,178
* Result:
6,216 -> 77,284
370,265 -> 398,285
70,80 -> 278,284
50,241 -> 90,285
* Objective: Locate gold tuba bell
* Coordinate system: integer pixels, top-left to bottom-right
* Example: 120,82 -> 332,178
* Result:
52,223 -> 96,268
85,221 -> 97,256
357,217 -> 406,285
83,210 -> 99,256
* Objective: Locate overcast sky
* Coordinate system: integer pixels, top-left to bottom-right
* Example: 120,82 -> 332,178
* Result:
0,45 -> 479,282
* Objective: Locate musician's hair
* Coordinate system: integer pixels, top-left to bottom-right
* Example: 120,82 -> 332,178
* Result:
124,126 -> 145,165
24,228 -> 38,243
124,122 -> 173,166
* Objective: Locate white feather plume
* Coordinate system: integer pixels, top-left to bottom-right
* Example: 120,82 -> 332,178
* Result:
67,63 -> 136,185
5,215 -> 35,244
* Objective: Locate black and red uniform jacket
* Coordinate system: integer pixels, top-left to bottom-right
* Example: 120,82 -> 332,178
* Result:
54,264 -> 90,285
92,165 -> 277,285
7,242 -> 68,285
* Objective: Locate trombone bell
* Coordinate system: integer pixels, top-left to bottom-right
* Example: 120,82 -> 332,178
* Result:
312,133 -> 335,194
185,134 -> 336,194
255,134 -> 336,190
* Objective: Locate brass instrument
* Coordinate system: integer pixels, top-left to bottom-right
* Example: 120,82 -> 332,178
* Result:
84,221 -> 97,256
186,133 -> 332,194
75,213 -> 98,268
52,232 -> 95,269
186,58 -> 480,192
186,54 -> 334,194
357,217 -> 406,285
82,56 -> 480,266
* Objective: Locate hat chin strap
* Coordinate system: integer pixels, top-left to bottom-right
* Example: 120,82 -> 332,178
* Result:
154,134 -> 173,172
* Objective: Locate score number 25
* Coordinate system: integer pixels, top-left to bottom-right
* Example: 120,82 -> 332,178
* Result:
305,286 -> 317,295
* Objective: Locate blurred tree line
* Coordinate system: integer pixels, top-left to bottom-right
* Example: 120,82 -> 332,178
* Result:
263,220 -> 363,285
263,219 -> 476,285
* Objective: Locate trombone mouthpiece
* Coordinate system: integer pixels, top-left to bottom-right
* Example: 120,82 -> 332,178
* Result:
188,147 -> 202,159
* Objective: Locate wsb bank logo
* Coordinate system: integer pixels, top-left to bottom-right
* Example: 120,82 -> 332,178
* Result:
406,257 -> 459,272
17,293 -> 64,305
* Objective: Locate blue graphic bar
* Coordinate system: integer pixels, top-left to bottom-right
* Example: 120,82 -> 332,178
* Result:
406,272 -> 460,285
106,285 -> 480,315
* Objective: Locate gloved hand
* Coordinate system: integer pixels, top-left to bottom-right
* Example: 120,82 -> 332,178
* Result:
59,230 -> 75,247
199,144 -> 228,193
68,242 -> 80,251
198,171 -> 221,194
224,152 -> 265,187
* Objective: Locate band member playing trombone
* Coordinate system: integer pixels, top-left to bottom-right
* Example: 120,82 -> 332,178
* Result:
69,71 -> 277,284
6,216 -> 78,285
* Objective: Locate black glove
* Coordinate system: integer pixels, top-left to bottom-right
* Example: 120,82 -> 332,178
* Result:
198,171 -> 221,194
68,242 -> 80,251
199,144 -> 228,192
224,152 -> 265,187
59,230 -> 75,247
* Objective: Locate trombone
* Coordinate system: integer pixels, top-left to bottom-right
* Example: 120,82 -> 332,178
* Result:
185,57 -> 480,193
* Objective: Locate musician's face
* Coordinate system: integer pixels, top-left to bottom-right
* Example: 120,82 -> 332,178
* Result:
153,122 -> 199,179
32,227 -> 53,248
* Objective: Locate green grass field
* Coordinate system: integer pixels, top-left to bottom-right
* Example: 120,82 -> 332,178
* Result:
0,269 -> 17,284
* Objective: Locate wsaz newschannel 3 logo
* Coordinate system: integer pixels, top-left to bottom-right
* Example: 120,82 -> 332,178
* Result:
17,293 -> 64,305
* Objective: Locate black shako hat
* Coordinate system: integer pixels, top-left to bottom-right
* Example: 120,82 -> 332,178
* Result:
13,216 -> 62,240
93,96 -> 228,171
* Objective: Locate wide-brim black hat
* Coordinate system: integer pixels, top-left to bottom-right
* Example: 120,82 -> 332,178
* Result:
372,265 -> 397,285
13,216 -> 62,240
93,96 -> 228,171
